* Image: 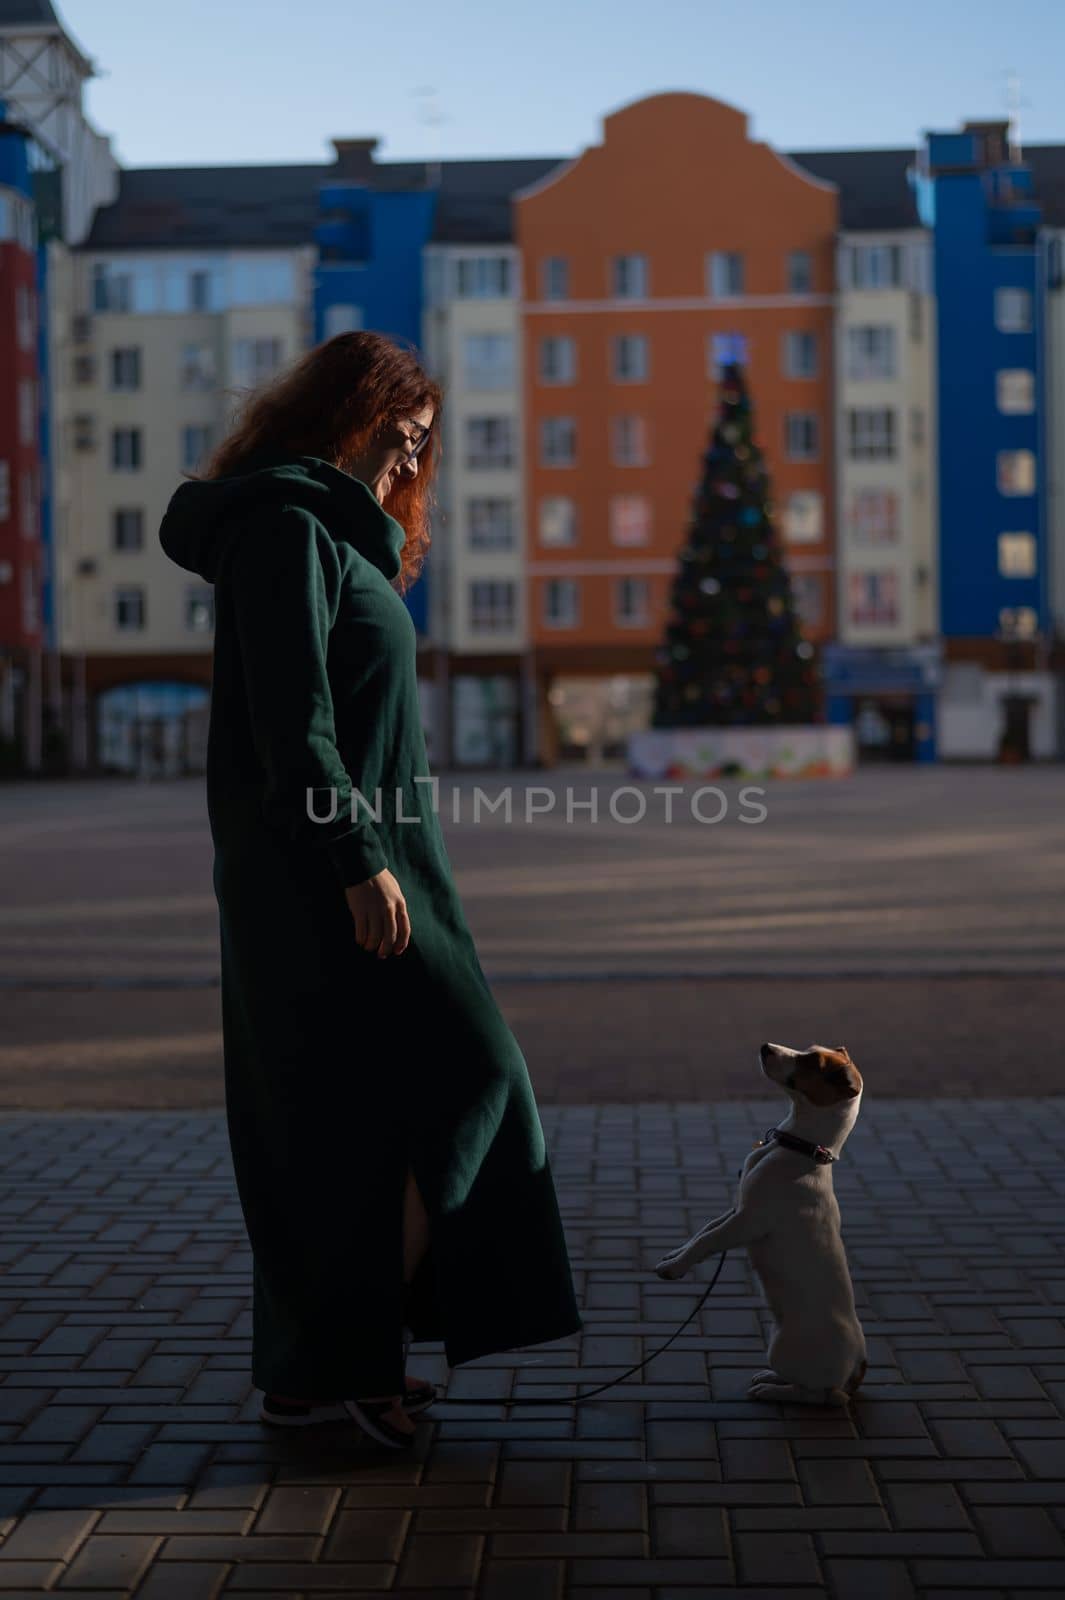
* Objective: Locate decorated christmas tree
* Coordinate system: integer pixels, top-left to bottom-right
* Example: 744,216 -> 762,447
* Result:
651,362 -> 819,728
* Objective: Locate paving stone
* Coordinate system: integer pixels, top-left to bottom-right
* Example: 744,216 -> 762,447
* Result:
735,1530 -> 820,1584
480,1560 -> 563,1600
0,1508 -> 98,1561
0,1097 -> 1063,1596
253,1486 -> 340,1536
969,1504 -> 1065,1555
57,1534 -> 160,1589
397,1533 -> 484,1587
322,1507 -> 409,1561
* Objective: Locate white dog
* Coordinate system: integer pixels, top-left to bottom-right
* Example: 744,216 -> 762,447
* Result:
655,1042 -> 868,1407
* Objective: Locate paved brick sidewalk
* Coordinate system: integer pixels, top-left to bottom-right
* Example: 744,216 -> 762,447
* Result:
1,1100 -> 1064,1597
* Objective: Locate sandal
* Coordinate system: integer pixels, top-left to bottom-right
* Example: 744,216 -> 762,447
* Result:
401,1323 -> 438,1414
260,1392 -> 417,1449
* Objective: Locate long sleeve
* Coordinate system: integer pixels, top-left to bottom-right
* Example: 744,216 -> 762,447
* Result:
225,507 -> 389,888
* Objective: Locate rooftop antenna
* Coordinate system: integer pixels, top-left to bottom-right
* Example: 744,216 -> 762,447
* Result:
413,85 -> 449,188
1004,68 -> 1024,161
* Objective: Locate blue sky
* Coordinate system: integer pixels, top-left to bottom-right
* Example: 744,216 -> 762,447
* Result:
61,0 -> 1065,169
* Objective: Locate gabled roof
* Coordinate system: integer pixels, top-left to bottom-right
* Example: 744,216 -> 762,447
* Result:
787,147 -> 921,229
80,140 -> 1065,253
430,158 -> 563,242
83,154 -> 567,251
0,1 -> 61,24
84,163 -> 330,250
789,142 -> 1065,229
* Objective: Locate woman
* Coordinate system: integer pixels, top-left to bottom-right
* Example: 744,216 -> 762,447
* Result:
159,330 -> 581,1449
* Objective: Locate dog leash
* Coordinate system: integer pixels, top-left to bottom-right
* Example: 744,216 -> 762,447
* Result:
436,1249 -> 729,1407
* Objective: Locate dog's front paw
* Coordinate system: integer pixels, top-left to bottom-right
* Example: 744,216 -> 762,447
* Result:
654,1253 -> 689,1280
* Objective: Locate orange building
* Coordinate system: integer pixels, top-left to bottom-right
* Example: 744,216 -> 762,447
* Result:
515,92 -> 839,749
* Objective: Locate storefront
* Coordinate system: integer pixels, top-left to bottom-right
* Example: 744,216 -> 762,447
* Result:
822,644 -> 942,763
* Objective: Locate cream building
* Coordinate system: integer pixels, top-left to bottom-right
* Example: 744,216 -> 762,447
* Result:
42,151 -> 326,771
836,231 -> 938,649
419,158 -> 558,766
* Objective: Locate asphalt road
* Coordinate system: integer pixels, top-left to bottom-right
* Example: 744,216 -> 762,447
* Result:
1,766 -> 1062,1107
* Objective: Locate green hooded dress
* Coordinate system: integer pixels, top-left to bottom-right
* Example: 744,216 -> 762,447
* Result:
159,456 -> 581,1398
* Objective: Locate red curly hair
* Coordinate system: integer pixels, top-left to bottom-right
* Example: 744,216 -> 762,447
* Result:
198,330 -> 443,595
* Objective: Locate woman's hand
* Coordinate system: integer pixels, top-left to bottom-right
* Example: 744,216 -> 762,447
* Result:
344,869 -> 411,958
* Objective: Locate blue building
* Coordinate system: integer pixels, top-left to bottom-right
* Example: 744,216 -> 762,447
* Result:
313,139 -> 439,635
915,120 -> 1058,759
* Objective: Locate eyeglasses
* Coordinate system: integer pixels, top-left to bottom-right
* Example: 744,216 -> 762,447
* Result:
398,419 -> 432,461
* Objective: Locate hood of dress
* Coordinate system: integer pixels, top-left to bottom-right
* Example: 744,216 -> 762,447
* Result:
158,455 -> 408,584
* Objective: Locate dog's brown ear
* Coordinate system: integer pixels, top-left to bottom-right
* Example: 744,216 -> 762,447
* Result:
835,1045 -> 851,1059
826,1063 -> 861,1098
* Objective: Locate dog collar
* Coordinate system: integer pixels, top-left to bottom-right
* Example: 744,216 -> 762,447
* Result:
758,1126 -> 837,1165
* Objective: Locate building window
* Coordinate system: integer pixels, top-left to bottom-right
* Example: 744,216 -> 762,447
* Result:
189,270 -> 211,311
846,325 -> 896,380
783,330 -> 817,378
783,490 -> 823,543
787,250 -> 812,293
17,379 -> 35,445
19,471 -> 37,539
707,251 -> 744,298
609,494 -> 652,546
849,571 -> 899,626
181,343 -> 216,390
232,337 -> 283,387
465,416 -> 515,470
470,580 -> 516,632
538,335 -> 576,384
614,576 -> 650,627
538,496 -> 577,546
611,415 -> 650,466
995,287 -> 1031,332
73,414 -> 96,451
997,369 -> 1035,414
541,257 -> 569,300
998,532 -> 1037,577
997,450 -> 1036,495
92,265 -> 133,312
112,508 -> 145,551
182,425 -> 212,471
846,489 -> 899,544
186,585 -> 215,632
468,499 -> 515,550
73,354 -> 95,384
611,334 -> 649,382
324,303 -> 363,337
111,428 -> 143,471
707,331 -> 749,378
999,605 -> 1039,639
462,332 -> 514,390
16,284 -> 34,350
543,578 -> 580,628
846,408 -> 896,460
611,254 -> 648,298
456,256 -> 512,298
115,587 -> 146,631
784,412 -> 819,461
21,563 -> 38,634
0,462 -> 9,521
541,417 -> 577,467
790,575 -> 824,629
840,243 -> 902,290
109,348 -> 142,390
